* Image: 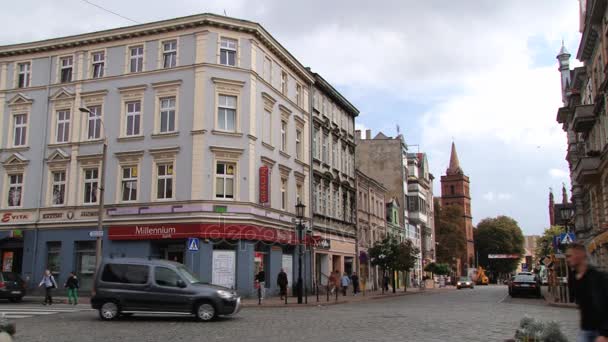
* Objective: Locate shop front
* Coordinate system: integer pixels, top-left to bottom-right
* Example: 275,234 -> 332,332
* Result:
0,230 -> 24,274
314,234 -> 356,286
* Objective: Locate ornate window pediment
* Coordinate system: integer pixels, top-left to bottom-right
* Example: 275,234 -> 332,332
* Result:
3,153 -> 29,171
7,93 -> 33,107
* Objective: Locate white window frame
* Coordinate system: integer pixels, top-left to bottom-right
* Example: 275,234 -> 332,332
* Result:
281,177 -> 288,210
322,133 -> 329,163
83,168 -> 99,204
17,62 -> 31,88
215,161 -> 236,200
6,173 -> 24,208
159,97 -> 177,133
59,56 -> 73,83
281,70 -> 288,95
155,162 -> 174,200
121,165 -> 138,202
296,127 -> 303,160
281,119 -> 288,152
219,37 -> 238,67
125,100 -> 142,137
91,51 -> 105,79
86,105 -> 103,140
51,170 -> 67,206
55,109 -> 71,143
296,182 -> 303,206
217,95 -> 237,132
263,56 -> 272,83
263,109 -> 272,145
129,45 -> 145,73
161,40 -> 178,69
12,113 -> 28,147
296,83 -> 302,107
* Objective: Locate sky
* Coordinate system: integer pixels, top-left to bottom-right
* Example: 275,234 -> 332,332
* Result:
0,0 -> 582,235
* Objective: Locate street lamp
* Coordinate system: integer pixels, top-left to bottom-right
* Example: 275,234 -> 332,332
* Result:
79,107 -> 107,269
560,207 -> 574,232
295,200 -> 306,304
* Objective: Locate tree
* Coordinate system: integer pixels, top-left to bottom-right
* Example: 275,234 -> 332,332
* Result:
424,262 -> 450,275
535,226 -> 566,261
395,239 -> 420,292
369,236 -> 420,293
474,216 -> 525,277
434,198 -> 466,270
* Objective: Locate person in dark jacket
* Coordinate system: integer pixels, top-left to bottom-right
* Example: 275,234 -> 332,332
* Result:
351,272 -> 360,296
566,243 -> 608,342
64,272 -> 79,305
277,269 -> 288,300
255,270 -> 266,299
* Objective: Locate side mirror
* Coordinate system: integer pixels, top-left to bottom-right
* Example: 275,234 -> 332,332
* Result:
177,280 -> 187,288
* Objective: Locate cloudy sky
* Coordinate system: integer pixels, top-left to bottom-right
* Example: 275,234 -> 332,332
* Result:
0,0 -> 580,234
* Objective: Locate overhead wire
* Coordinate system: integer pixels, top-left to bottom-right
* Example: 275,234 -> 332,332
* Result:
80,0 -> 140,24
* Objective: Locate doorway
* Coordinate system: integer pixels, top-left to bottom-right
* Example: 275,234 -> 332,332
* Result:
161,244 -> 185,264
0,238 -> 23,274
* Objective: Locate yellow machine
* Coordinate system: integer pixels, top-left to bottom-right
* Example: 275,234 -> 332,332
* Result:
476,267 -> 489,285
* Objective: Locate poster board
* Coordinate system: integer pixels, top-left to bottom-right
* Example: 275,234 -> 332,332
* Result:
282,254 -> 293,287
212,250 -> 236,289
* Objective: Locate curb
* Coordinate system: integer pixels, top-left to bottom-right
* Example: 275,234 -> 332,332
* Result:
542,294 -> 577,309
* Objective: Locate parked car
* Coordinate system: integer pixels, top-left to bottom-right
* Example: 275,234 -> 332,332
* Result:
456,276 -> 474,289
91,258 -> 241,321
0,272 -> 26,302
508,274 -> 541,298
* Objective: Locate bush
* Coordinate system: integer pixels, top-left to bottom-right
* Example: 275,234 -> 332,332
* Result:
514,317 -> 568,342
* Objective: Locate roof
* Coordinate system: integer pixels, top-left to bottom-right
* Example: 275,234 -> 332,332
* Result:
312,72 -> 359,116
446,142 -> 463,175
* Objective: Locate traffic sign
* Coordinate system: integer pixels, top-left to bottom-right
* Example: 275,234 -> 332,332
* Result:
560,232 -> 575,245
89,230 -> 104,238
187,237 -> 199,251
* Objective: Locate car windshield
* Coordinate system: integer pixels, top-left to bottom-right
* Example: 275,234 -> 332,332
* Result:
176,266 -> 201,284
459,277 -> 470,281
514,275 -> 535,282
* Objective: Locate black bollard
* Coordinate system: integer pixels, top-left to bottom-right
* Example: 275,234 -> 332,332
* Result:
258,286 -> 261,305
316,283 -> 319,302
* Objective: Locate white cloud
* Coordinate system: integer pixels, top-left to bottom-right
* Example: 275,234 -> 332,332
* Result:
497,193 -> 513,201
549,168 -> 569,179
483,192 -> 495,201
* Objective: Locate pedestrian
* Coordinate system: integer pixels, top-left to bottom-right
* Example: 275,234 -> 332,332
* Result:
255,269 -> 266,299
383,274 -> 390,292
351,272 -> 360,296
277,268 -> 288,300
566,243 -> 608,342
64,271 -> 79,305
328,271 -> 337,294
38,269 -> 57,305
340,272 -> 350,296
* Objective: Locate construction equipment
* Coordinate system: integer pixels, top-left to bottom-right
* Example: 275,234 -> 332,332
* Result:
476,266 -> 489,285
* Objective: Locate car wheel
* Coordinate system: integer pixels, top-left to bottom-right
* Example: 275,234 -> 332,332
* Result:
99,302 -> 120,321
195,302 -> 216,322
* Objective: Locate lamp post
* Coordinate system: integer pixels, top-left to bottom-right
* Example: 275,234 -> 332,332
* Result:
295,200 -> 306,304
559,206 -> 574,233
79,107 -> 107,269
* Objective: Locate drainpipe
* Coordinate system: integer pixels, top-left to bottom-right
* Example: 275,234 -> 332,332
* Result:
308,80 -> 315,288
31,55 -> 53,286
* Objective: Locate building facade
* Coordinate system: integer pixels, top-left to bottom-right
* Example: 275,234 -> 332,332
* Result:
556,0 -> 608,271
0,14 -> 360,296
440,143 -> 474,276
310,74 -> 358,285
355,169 -> 387,290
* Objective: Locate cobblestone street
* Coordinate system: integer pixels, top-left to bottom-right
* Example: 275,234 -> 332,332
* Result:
6,286 -> 578,342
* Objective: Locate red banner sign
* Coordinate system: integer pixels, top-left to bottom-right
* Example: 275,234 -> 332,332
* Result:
259,166 -> 269,204
108,223 -> 320,246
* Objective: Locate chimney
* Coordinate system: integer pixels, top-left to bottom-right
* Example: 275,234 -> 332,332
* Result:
365,129 -> 371,140
355,130 -> 361,140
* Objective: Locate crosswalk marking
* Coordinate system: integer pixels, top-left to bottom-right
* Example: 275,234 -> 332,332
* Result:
0,305 -> 92,320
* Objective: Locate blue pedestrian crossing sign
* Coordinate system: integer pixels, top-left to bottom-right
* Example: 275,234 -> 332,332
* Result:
187,237 -> 199,251
559,233 -> 576,245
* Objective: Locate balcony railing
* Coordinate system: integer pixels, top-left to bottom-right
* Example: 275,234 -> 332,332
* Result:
572,156 -> 601,184
572,104 -> 595,133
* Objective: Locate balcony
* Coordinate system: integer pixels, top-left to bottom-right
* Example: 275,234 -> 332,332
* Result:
572,156 -> 601,184
572,104 -> 595,133
409,211 -> 428,224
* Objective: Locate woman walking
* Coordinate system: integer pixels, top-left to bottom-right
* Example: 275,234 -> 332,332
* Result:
64,272 -> 79,305
38,270 -> 57,305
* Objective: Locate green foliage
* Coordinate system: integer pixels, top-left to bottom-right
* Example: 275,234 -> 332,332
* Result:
424,262 -> 450,275
474,216 -> 525,275
369,236 -> 420,273
395,239 -> 420,272
434,198 -> 466,266
534,226 -> 566,261
514,316 -> 568,342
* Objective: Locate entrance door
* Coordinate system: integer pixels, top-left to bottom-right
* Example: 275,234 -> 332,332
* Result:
281,254 -> 293,288
75,241 -> 96,291
316,253 -> 329,285
211,250 -> 236,289
344,257 -> 354,275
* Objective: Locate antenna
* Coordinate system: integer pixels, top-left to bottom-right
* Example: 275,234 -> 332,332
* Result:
224,9 -> 227,16
396,124 -> 400,135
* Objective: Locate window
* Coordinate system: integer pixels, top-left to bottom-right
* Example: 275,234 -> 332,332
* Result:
332,138 -> 338,167
17,62 -> 31,88
47,242 -> 61,275
13,114 -> 27,146
55,109 -> 71,143
159,97 -> 176,133
7,173 -> 23,207
263,57 -> 272,82
281,178 -> 287,210
450,185 -> 455,195
162,40 -> 177,68
296,183 -> 303,205
215,162 -> 235,199
129,45 -> 144,73
91,51 -> 105,78
313,126 -> 319,159
342,146 -> 347,173
60,56 -> 73,83
217,95 -> 237,132
263,110 -> 272,144
155,267 -> 182,287
121,166 -> 138,202
322,133 -> 329,163
281,71 -> 288,95
281,120 -> 287,152
296,128 -> 303,160
156,163 -> 174,200
125,101 -> 141,136
86,105 -> 102,140
101,264 -> 149,284
313,179 -> 320,213
220,38 -> 237,66
319,182 -> 326,215
83,168 -> 99,204
296,83 -> 302,106
51,171 -> 66,206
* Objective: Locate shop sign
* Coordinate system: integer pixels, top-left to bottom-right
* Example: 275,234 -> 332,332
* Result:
80,211 -> 99,217
488,254 -> 520,259
42,213 -> 64,220
213,205 -> 227,213
89,230 -> 104,238
315,238 -> 331,250
259,166 -> 269,204
9,230 -> 22,238
0,212 -> 32,223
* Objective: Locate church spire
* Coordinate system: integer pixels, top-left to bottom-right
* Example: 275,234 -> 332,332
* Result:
446,142 -> 463,175
562,183 -> 568,204
549,187 -> 555,227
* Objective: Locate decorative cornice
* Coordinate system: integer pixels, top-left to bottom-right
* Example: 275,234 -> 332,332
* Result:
209,146 -> 244,155
114,150 -> 145,160
80,89 -> 109,98
278,104 -> 292,115
118,84 -> 147,93
278,164 -> 292,176
149,146 -> 180,157
211,77 -> 245,88
151,80 -> 183,89
261,156 -> 276,167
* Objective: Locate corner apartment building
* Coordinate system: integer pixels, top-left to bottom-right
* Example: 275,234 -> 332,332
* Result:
355,169 -> 387,290
0,14 -> 361,296
311,74 -> 358,284
556,0 -> 608,270
407,153 -> 436,270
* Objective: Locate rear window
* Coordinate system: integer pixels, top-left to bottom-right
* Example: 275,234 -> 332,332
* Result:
2,273 -> 19,281
514,275 -> 535,282
101,264 -> 149,284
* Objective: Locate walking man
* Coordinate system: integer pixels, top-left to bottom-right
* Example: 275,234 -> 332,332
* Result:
566,243 -> 608,342
340,272 -> 350,296
255,269 -> 266,299
351,272 -> 360,296
38,270 -> 56,305
64,271 -> 79,305
277,268 -> 288,300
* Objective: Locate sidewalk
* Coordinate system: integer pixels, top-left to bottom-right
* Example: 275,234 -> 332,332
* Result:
241,286 -> 455,308
541,286 -> 576,309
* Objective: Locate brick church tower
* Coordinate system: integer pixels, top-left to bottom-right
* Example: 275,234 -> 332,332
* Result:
440,142 -> 475,276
